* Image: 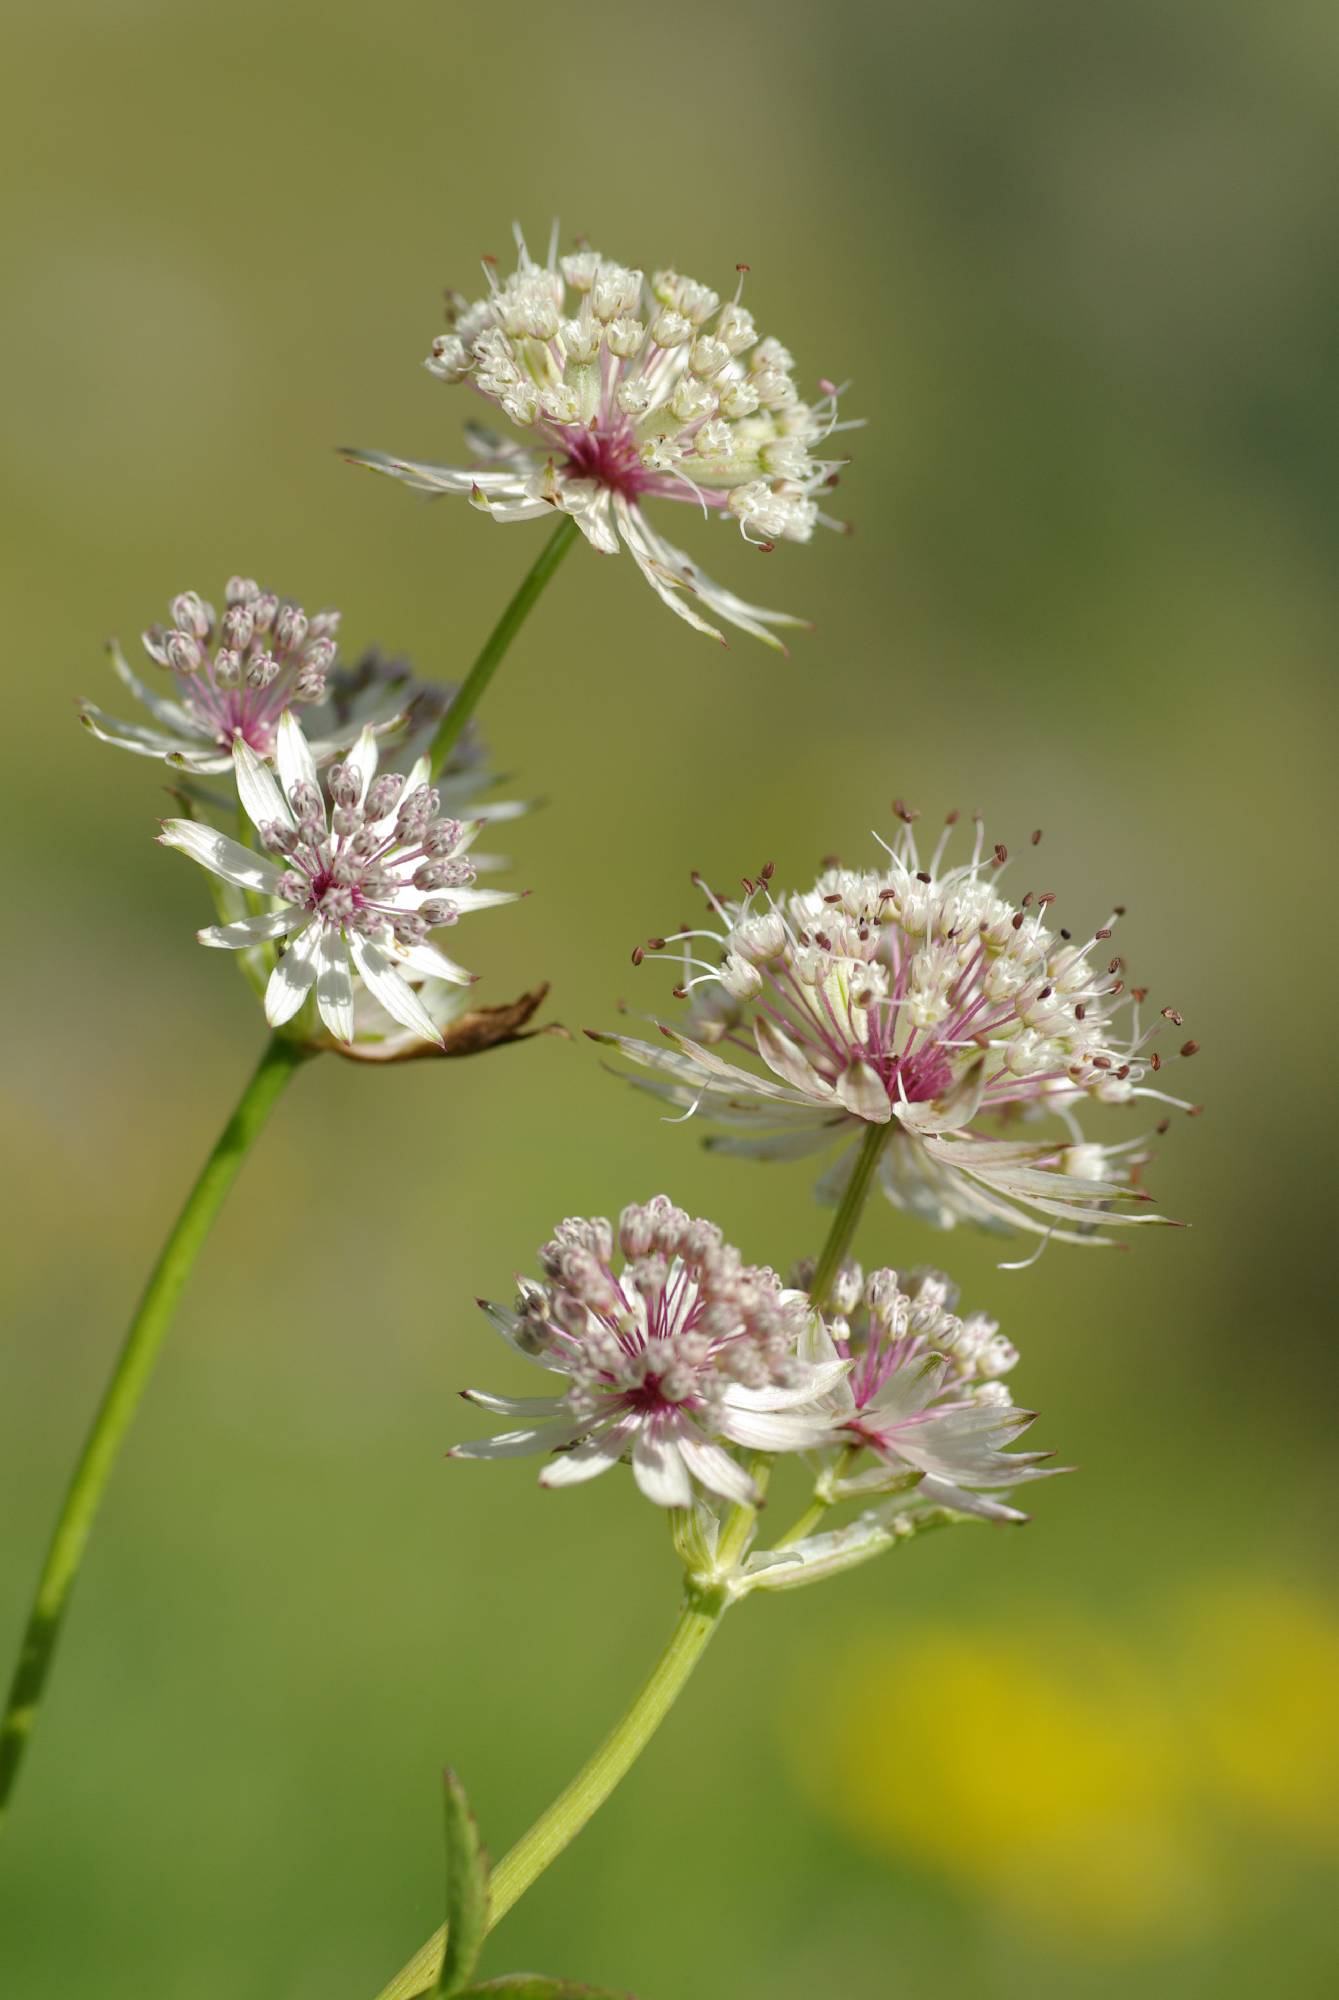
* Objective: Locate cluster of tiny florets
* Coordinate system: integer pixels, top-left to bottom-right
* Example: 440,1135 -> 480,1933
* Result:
142,578 -> 340,758
515,1195 -> 807,1422
261,758 -> 474,945
645,812 -> 1199,1121
429,238 -> 846,548
811,1260 -> 1020,1414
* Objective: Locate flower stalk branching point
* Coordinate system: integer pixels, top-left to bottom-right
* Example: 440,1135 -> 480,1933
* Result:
379,1154 -> 1048,1996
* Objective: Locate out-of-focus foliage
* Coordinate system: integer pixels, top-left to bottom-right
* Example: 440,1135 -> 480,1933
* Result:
1,3 -> 1334,1997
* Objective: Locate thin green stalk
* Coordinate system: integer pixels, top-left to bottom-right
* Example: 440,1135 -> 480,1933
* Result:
429,514 -> 579,779
0,1032 -> 311,1835
772,1126 -> 892,1549
773,1444 -> 861,1549
375,1593 -> 726,2000
808,1120 -> 892,1310
372,1136 -> 892,1998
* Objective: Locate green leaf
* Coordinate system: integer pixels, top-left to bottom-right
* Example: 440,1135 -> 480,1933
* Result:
435,1769 -> 490,1998
456,1980 -> 634,1998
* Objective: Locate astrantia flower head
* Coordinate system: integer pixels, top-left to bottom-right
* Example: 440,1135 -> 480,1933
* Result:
453,1194 -> 847,1507
595,809 -> 1199,1245
802,1261 -> 1055,1522
343,227 -> 855,648
159,712 -> 517,1047
79,578 -> 389,773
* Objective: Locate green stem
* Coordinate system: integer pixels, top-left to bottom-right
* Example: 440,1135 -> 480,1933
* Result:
771,1125 -> 893,1550
374,1593 -> 726,2000
0,1032 -> 311,1836
372,1137 -> 891,1997
808,1119 -> 892,1311
773,1444 -> 861,1549
429,514 -> 580,779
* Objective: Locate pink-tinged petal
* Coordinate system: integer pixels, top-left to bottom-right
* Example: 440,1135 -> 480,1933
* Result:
263,920 -> 321,1026
159,819 -> 284,895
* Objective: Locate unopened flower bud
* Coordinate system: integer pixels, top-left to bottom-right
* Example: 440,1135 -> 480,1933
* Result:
274,604 -> 308,652
165,630 -> 203,675
364,774 -> 406,820
171,592 -> 212,640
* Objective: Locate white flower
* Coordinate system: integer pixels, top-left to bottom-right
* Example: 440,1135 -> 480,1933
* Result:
342,228 -> 856,649
595,811 -> 1200,1243
452,1195 -> 847,1508
801,1263 -> 1056,1523
79,578 -> 396,773
159,712 -> 517,1047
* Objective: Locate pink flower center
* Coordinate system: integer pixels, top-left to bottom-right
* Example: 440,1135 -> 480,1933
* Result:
880,1045 -> 956,1105
558,421 -> 651,500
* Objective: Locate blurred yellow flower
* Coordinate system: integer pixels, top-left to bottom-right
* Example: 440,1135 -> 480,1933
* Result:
1185,1581 -> 1339,1845
787,1579 -> 1339,1954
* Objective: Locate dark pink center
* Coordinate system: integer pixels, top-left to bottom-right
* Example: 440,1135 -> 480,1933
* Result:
560,422 -> 650,500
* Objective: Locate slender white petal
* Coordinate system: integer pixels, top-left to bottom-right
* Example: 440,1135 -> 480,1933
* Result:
159,819 -> 284,894
349,724 -> 378,802
836,1060 -> 894,1122
198,909 -> 299,950
264,920 -> 321,1025
391,940 -> 473,986
452,1419 -> 582,1460
539,1423 -> 635,1487
79,707 -> 187,759
315,930 -> 356,1043
676,1435 -> 757,1505
348,935 -> 445,1046
275,710 -> 318,800
461,1390 -> 570,1419
232,736 -> 294,834
720,1406 -> 833,1451
631,1427 -> 694,1508
755,1017 -> 835,1101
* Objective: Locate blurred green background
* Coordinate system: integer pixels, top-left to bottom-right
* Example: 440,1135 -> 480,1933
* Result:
2,1 -> 1336,1994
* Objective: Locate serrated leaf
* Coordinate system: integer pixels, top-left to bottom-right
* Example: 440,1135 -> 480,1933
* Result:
456,1979 -> 634,1998
436,1769 -> 490,1997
